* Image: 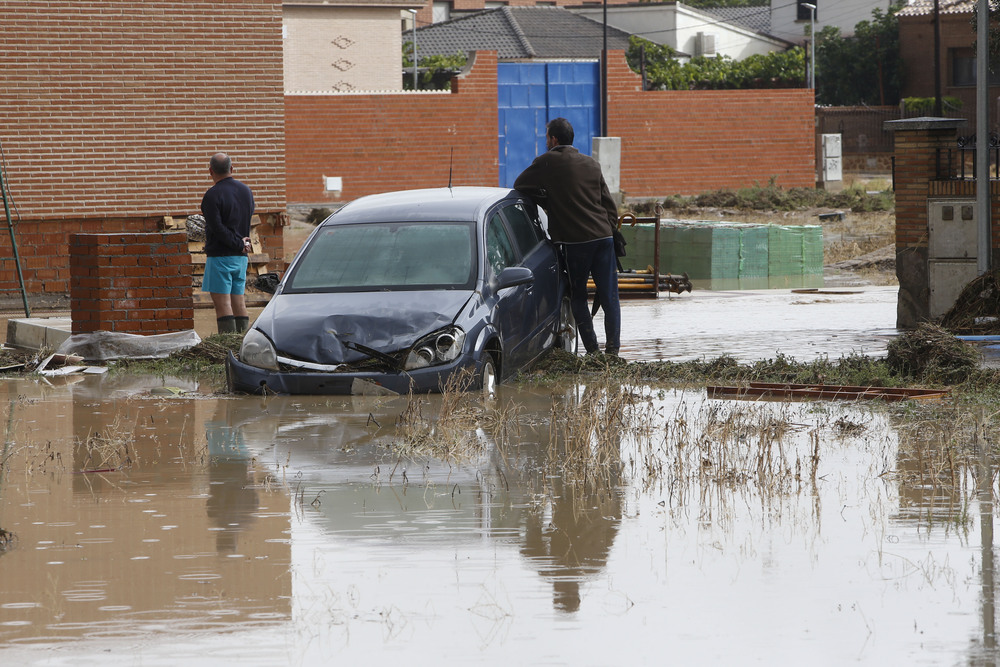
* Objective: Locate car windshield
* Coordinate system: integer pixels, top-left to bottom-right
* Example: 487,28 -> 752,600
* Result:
286,221 -> 477,292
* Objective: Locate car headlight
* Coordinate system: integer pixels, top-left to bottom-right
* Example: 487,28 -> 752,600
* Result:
404,327 -> 466,370
240,328 -> 279,371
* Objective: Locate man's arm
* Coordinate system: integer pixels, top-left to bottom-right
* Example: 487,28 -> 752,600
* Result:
513,156 -> 549,208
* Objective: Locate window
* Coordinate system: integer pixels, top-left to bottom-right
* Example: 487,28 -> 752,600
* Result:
432,1 -> 451,24
796,0 -> 815,22
502,204 -> 544,258
950,48 -> 1000,87
287,222 -> 475,291
486,214 -> 518,279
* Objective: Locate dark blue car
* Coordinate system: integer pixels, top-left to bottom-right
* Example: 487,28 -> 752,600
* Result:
226,187 -> 577,395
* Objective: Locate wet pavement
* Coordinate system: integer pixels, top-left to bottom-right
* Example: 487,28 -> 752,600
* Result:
6,286 -> 999,666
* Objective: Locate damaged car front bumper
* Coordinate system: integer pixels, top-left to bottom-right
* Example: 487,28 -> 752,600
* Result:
225,351 -> 481,396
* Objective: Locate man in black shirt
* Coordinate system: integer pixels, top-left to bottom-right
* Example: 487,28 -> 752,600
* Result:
201,153 -> 255,333
513,118 -> 620,356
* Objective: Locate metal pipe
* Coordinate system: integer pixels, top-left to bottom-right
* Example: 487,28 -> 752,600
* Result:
977,0 -> 991,274
0,154 -> 30,318
408,9 -> 418,90
802,3 -> 816,91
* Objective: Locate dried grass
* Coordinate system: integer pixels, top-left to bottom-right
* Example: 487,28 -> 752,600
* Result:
886,323 -> 980,385
75,414 -> 137,471
940,268 -> 1000,335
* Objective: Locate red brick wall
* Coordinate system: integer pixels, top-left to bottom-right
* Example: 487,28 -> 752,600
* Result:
0,1 -> 286,296
69,233 -> 193,335
605,51 -> 816,195
284,51 -> 500,205
285,50 -> 816,204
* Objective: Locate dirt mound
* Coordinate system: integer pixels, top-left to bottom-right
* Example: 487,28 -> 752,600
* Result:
940,269 -> 1000,335
886,322 -> 980,384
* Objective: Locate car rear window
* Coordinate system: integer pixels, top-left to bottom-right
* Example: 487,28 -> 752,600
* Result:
286,222 -> 476,291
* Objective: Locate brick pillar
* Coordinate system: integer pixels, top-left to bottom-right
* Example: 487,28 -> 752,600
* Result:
883,117 -> 966,328
69,232 -> 194,335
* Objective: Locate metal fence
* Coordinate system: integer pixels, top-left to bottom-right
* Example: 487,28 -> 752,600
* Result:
816,104 -> 980,156
934,133 -> 1000,181
816,106 -> 901,155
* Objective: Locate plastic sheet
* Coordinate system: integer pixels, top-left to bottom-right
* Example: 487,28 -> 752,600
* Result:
55,329 -> 202,361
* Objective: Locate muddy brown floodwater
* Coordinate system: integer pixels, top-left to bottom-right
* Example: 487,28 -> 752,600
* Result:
1,287 -> 998,665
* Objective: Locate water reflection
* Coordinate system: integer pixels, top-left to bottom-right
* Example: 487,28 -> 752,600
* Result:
890,407 -> 1000,664
0,377 -> 291,647
5,372 -> 1000,663
520,478 -> 621,613
231,388 -> 625,615
205,401 -> 258,554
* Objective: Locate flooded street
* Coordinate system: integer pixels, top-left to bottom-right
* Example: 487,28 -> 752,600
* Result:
2,286 -> 998,665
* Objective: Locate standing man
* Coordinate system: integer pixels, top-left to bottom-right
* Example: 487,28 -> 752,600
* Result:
201,152 -> 255,334
514,118 -> 621,356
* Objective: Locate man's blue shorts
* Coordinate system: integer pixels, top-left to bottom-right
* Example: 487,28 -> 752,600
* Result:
202,256 -> 248,295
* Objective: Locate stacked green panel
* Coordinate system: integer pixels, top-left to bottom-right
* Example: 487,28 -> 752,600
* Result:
610,219 -> 824,290
738,224 -> 770,290
767,226 -> 803,288
661,223 -> 740,290
616,223 -> 656,272
801,225 -> 824,288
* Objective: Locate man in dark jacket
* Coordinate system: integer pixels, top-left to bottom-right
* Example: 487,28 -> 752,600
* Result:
513,118 -> 620,355
201,153 -> 255,333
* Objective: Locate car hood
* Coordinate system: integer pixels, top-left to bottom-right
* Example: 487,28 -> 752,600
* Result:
259,290 -> 475,365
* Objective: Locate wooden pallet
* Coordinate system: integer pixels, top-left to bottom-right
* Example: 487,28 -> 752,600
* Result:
161,214 -> 273,307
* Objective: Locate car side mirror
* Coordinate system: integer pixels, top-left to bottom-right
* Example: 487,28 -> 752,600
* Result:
497,266 -> 533,290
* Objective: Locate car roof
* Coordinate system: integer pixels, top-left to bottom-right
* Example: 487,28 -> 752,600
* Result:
322,187 -> 521,225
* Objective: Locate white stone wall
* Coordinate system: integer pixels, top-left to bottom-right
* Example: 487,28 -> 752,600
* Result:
283,6 -> 404,92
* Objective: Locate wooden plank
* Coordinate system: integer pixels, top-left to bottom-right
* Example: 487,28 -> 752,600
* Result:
707,382 -> 950,402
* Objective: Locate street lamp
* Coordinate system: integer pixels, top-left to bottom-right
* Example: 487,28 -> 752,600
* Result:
407,9 -> 418,90
802,3 -> 816,91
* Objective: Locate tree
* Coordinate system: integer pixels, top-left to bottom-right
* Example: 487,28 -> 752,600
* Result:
402,46 -> 466,90
626,36 -> 805,90
814,4 -> 902,105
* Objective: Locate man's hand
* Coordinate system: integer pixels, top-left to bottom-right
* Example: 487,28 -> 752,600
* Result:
242,237 -> 252,254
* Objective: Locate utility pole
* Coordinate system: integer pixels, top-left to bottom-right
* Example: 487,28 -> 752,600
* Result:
934,0 -> 942,116
408,9 -> 418,90
802,3 -> 816,91
977,0 -> 991,274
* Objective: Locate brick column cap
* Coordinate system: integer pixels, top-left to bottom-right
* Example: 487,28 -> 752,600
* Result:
883,117 -> 967,133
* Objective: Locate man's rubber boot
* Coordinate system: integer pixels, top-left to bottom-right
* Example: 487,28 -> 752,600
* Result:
235,316 -> 249,333
217,315 -> 238,334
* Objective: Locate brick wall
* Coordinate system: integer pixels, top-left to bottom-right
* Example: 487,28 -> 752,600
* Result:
0,1 -> 286,299
285,50 -> 816,205
885,117 -> 990,328
898,11 -> 1000,123
605,51 -> 816,195
69,233 -> 193,335
285,51 -> 499,205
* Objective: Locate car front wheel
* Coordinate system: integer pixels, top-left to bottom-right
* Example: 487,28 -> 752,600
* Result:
478,352 -> 497,396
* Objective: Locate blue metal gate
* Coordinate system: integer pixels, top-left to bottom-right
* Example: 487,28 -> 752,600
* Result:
497,62 -> 601,188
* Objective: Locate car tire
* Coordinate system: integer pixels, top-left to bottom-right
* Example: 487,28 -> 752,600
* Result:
556,297 -> 578,354
479,352 -> 497,396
